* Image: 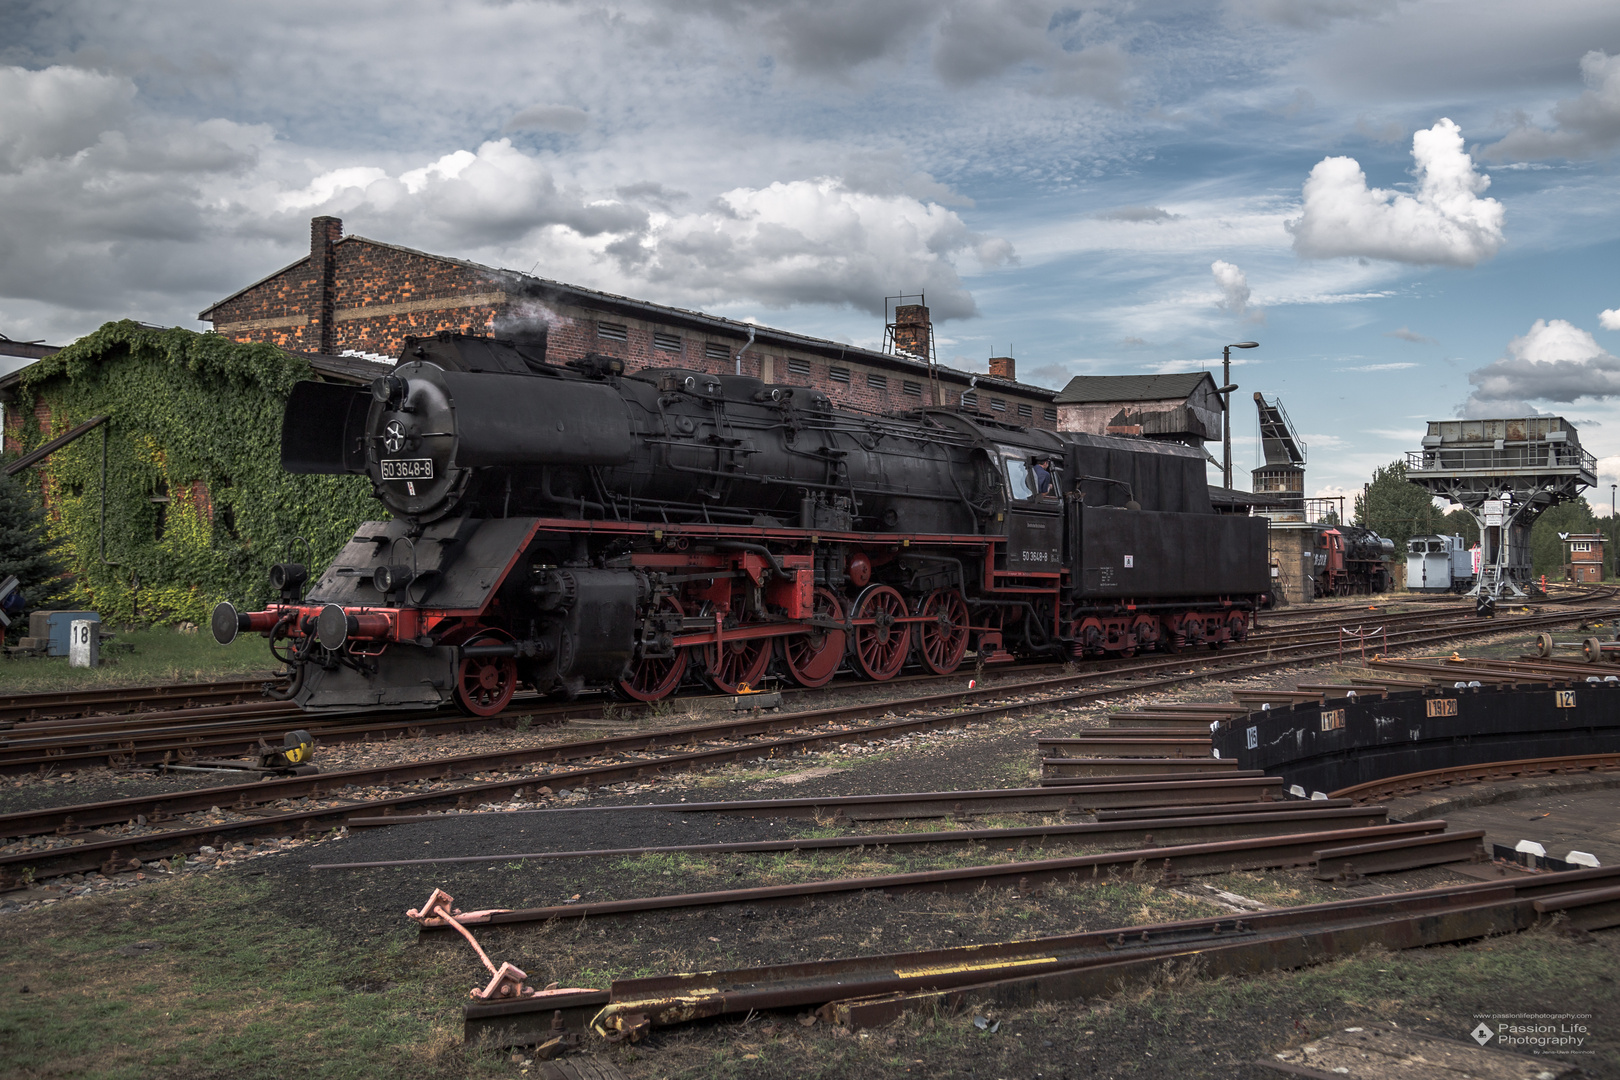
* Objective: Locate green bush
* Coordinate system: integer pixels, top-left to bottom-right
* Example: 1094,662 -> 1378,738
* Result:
6,321 -> 378,625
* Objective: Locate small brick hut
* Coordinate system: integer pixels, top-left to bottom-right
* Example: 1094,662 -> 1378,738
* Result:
1560,532 -> 1607,583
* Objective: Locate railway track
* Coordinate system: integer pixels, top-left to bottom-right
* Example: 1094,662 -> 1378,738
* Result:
1332,751 -> 1620,803
463,863 -> 1619,1042
7,600 -> 1608,826
2,585 -> 1603,733
0,678 -> 281,726
0,595 -> 1483,728
0,596 -> 1588,776
1,600 -> 1612,885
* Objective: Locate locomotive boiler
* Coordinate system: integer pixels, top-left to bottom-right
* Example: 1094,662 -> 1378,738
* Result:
214,332 -> 1269,714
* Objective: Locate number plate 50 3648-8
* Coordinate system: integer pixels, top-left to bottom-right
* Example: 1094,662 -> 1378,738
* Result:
382,458 -> 434,480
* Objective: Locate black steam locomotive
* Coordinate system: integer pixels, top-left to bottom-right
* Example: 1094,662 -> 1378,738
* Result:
214,332 -> 1268,714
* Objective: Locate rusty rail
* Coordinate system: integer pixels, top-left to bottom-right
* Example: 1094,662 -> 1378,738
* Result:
1330,752 -> 1620,803
315,805 -> 1394,872
0,775 -> 1292,885
415,821 -> 1446,930
1311,828 -> 1488,881
462,865 -> 1620,1044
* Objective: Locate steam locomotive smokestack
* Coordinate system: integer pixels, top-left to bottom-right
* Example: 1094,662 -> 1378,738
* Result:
491,311 -> 552,349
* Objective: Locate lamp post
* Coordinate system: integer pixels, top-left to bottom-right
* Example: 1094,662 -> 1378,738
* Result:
1221,341 -> 1259,489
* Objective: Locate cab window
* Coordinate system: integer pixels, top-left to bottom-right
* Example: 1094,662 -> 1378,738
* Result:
1003,453 -> 1035,500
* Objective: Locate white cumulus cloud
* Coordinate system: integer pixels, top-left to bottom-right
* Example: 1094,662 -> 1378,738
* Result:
1211,259 -> 1251,315
621,177 -> 1003,318
277,153 -> 1004,319
1461,318 -> 1620,417
1288,118 -> 1505,267
1601,308 -> 1620,331
1483,51 -> 1620,161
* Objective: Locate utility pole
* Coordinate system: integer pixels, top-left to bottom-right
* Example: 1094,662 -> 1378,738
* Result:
1220,342 -> 1258,489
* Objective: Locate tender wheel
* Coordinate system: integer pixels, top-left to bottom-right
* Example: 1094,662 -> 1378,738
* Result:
1226,612 -> 1248,644
915,589 -> 969,675
617,596 -> 689,702
781,587 -> 846,688
850,584 -> 911,681
455,636 -> 518,717
1130,615 -> 1159,654
1161,615 -> 1184,654
702,611 -> 772,694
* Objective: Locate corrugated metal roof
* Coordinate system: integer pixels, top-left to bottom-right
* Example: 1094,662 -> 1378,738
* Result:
1054,372 -> 1216,405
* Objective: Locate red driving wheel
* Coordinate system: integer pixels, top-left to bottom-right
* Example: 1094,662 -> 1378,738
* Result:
780,586 -> 847,688
849,584 -> 911,681
616,596 -> 689,702
455,632 -> 518,716
915,588 -> 969,675
702,609 -> 773,694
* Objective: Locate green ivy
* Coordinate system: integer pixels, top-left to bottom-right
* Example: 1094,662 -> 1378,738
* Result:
6,321 -> 380,625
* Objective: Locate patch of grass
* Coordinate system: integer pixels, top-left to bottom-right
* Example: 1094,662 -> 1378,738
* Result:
1202,869 -> 1343,908
0,627 -> 274,693
0,873 -> 506,1080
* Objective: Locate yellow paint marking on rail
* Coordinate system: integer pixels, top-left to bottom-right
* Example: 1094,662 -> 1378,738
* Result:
894,955 -> 1058,980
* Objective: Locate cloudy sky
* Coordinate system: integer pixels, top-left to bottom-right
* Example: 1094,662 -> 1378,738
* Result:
3,0 -> 1620,503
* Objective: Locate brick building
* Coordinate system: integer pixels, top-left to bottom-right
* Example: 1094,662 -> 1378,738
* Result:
1560,532 -> 1606,583
200,216 -> 1059,425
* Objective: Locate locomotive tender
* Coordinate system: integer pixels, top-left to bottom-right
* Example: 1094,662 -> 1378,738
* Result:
213,332 -> 1269,714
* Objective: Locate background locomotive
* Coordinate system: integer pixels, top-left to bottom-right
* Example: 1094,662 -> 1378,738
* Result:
1308,524 -> 1396,597
1406,533 -> 1476,593
214,332 -> 1269,714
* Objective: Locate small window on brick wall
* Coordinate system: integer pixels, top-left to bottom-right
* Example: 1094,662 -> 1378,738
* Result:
597,321 -> 628,342
961,391 -> 979,409
786,357 -> 811,376
1043,407 -> 1058,422
903,380 -> 923,397
1017,402 -> 1033,419
704,342 -> 730,361
990,398 -> 1007,412
654,332 -> 682,352
829,366 -> 851,384
867,373 -> 887,390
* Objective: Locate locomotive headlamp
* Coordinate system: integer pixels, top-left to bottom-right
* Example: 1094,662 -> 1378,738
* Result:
371,374 -> 408,410
269,562 -> 308,601
372,563 -> 414,594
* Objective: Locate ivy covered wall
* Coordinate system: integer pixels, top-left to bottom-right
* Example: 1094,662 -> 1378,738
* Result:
4,321 -> 380,625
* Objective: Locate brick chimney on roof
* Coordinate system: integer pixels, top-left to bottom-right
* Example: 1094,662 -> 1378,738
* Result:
988,355 -> 1015,382
310,216 -> 342,354
892,304 -> 930,358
